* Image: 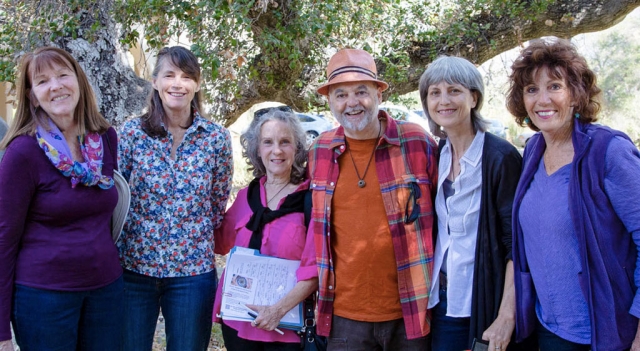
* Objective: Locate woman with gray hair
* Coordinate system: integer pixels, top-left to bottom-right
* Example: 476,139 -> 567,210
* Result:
419,56 -> 533,351
212,106 -> 318,351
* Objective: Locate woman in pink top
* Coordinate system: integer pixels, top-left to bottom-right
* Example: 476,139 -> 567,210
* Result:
213,106 -> 318,350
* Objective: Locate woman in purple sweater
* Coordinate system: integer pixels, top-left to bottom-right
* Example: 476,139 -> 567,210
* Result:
507,38 -> 640,351
0,47 -> 123,351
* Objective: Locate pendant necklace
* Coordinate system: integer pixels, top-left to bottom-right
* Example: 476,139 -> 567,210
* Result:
345,119 -> 381,188
267,182 -> 290,203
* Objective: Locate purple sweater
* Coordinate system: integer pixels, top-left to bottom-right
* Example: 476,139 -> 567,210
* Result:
0,128 -> 123,341
513,122 -> 640,350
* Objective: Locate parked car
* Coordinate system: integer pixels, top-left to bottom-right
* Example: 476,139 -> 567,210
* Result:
514,130 -> 536,148
380,104 -> 431,134
296,112 -> 334,145
487,119 -> 508,139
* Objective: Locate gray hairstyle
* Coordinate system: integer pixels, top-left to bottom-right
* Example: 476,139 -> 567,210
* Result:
418,55 -> 488,139
240,109 -> 308,184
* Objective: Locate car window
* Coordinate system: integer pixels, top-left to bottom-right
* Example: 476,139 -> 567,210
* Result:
297,115 -> 315,122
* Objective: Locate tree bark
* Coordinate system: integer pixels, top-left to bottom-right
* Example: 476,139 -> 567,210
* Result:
395,0 -> 640,95
62,1 -> 151,127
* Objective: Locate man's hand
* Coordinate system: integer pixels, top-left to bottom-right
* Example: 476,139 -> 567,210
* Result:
482,315 -> 514,351
0,340 -> 15,351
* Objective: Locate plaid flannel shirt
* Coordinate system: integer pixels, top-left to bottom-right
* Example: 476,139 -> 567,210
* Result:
308,111 -> 438,339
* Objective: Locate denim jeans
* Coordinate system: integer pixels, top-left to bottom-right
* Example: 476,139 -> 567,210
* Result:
121,269 -> 217,351
221,322 -> 301,351
327,315 -> 430,351
430,287 -> 471,351
11,275 -> 124,351
537,320 -> 591,351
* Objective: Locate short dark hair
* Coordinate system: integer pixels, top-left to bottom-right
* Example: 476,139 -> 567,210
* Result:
141,46 -> 205,138
240,108 -> 307,184
506,38 -> 601,131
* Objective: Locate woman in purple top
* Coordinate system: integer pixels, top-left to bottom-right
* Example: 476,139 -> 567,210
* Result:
507,38 -> 640,351
117,46 -> 233,351
212,107 -> 318,350
0,47 -> 123,351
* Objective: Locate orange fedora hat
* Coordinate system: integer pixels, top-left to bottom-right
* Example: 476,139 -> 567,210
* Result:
317,49 -> 389,96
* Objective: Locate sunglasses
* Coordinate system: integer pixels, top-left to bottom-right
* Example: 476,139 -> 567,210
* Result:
254,105 -> 293,119
404,182 -> 421,224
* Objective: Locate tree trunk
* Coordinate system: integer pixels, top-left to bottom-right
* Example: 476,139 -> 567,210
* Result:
34,0 -> 150,127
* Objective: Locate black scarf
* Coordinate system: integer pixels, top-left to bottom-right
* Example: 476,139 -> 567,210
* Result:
245,178 -> 306,251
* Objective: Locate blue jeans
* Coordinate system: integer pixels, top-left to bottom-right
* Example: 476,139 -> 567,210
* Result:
430,286 -> 471,351
121,269 -> 217,351
537,320 -> 591,351
12,275 -> 124,351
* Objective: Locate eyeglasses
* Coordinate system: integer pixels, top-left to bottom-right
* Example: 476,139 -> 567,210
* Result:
404,182 -> 421,224
254,105 -> 293,120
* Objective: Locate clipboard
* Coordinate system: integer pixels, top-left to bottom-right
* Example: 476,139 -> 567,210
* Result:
219,246 -> 304,331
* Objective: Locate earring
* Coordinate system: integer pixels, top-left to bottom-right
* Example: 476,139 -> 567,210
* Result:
524,117 -> 530,124
575,113 -> 580,119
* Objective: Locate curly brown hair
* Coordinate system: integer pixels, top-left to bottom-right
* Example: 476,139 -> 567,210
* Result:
506,38 -> 601,131
240,108 -> 308,185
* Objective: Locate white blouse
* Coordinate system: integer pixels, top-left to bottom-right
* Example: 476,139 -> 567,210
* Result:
428,131 -> 484,317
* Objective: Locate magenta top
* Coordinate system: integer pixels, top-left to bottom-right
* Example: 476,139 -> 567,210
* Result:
0,129 -> 122,341
213,177 -> 317,343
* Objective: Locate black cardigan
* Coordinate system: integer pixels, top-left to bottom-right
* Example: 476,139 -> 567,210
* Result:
469,133 -> 524,347
437,133 -> 528,349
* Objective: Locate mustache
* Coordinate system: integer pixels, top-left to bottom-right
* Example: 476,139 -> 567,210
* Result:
344,107 -> 365,114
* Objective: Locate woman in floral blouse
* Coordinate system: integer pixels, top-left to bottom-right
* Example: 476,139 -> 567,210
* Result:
117,46 -> 233,351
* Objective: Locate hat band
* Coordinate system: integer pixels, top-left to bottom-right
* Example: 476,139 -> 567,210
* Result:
328,66 -> 377,82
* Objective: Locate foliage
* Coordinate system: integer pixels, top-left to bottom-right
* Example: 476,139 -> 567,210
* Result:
0,0 -> 106,85
0,1 -> 552,108
583,15 -> 640,145
588,33 -> 640,116
1,0 -> 637,126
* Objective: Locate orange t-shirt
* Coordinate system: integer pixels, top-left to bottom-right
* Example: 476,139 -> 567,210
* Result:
331,136 -> 403,322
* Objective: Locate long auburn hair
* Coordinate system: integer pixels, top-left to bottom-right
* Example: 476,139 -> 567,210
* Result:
0,47 -> 109,149
140,46 -> 205,138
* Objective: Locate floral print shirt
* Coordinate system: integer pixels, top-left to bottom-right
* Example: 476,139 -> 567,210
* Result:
117,113 -> 233,277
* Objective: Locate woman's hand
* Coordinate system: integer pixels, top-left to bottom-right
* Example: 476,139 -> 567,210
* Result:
246,278 -> 318,332
482,260 -> 516,351
482,315 -> 515,351
0,340 -> 15,351
245,304 -> 286,332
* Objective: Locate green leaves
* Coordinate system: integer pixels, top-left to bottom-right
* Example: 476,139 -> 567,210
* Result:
0,0 -> 584,125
